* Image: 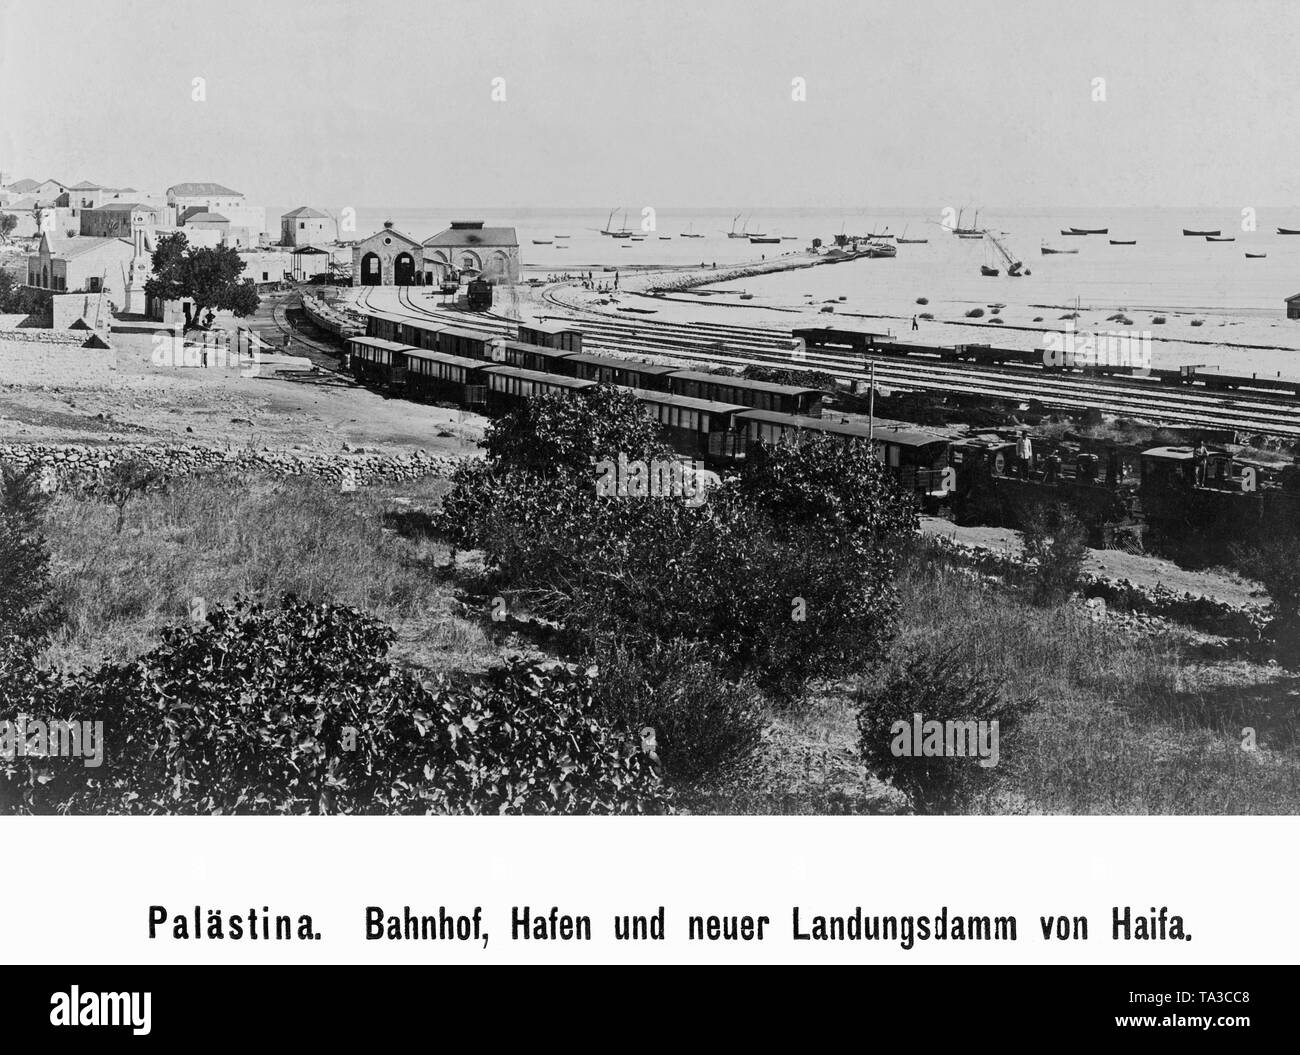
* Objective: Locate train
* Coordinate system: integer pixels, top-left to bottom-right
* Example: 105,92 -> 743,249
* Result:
793,325 -> 1300,397
349,310 -> 951,489
343,308 -> 1300,553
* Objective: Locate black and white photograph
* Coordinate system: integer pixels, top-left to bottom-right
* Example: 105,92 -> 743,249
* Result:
0,0 -> 1297,991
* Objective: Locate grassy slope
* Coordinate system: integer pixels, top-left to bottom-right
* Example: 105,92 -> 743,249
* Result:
32,474 -> 1300,814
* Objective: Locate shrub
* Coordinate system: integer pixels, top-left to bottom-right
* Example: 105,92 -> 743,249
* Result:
1234,541 -> 1300,669
856,649 -> 1028,813
916,296 -> 929,305
0,464 -> 63,643
592,638 -> 764,783
965,307 -> 985,318
0,596 -> 667,815
919,312 -> 934,320
1021,504 -> 1088,605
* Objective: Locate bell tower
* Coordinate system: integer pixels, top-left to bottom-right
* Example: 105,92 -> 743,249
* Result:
123,211 -> 151,314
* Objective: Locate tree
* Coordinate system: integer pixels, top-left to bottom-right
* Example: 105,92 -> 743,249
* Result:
0,213 -> 17,244
144,232 -> 260,332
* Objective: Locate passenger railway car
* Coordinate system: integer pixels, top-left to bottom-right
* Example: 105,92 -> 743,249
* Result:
346,336 -> 409,388
629,389 -> 747,459
667,370 -> 824,416
480,365 -> 598,413
733,410 -> 951,495
403,349 -> 487,405
495,341 -> 573,373
437,325 -> 497,363
517,320 -> 584,354
565,354 -> 676,391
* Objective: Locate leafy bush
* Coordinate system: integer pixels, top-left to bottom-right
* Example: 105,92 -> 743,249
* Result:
592,638 -> 764,783
1021,504 -> 1089,605
965,308 -> 985,318
1235,540 -> 1300,669
857,649 -> 1028,813
0,596 -> 666,815
0,464 -> 63,643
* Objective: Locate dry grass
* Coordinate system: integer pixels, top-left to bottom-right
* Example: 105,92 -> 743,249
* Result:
38,472 -> 498,675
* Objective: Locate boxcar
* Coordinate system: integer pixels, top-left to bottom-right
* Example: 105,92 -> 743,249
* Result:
791,326 -> 890,356
518,320 -> 584,354
403,349 -> 488,405
479,365 -> 598,413
666,370 -> 824,416
565,354 -> 676,391
629,389 -> 747,461
347,336 -> 410,389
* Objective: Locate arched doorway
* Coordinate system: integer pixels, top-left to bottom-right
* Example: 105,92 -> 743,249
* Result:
360,252 -> 381,286
394,252 -> 415,286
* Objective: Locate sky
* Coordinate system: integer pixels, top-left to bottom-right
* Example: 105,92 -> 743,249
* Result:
2,0 -> 1298,210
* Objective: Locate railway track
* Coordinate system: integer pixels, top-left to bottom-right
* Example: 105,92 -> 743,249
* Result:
365,287 -> 1300,437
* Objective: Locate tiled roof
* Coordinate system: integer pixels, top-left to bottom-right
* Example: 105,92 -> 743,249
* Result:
44,236 -> 133,260
424,225 -> 518,248
5,178 -> 40,193
168,182 -> 242,198
184,212 -> 230,223
67,181 -> 102,191
92,202 -> 157,213
283,206 -> 328,219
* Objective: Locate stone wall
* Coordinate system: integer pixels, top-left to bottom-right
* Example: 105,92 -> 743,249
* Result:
0,441 -> 463,485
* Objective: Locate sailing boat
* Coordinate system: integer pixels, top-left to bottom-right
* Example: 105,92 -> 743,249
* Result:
954,208 -> 986,238
680,222 -> 704,238
896,224 -> 928,244
985,232 -> 1029,277
726,213 -> 748,238
742,213 -> 767,238
601,208 -> 633,238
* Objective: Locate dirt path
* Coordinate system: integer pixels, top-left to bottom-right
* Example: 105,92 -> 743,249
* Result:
919,516 -> 1265,607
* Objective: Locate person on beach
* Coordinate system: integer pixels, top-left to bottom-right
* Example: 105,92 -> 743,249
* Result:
912,315 -> 919,331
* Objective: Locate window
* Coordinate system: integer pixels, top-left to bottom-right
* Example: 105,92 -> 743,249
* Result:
88,277 -> 101,292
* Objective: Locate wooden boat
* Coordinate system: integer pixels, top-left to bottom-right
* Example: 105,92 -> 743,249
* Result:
952,208 -> 986,236
630,236 -> 646,241
987,232 -> 1029,276
601,208 -> 634,237
980,264 -> 999,276
658,236 -> 672,240
896,226 -> 928,244
532,239 -> 553,245
1041,246 -> 1078,254
1205,235 -> 1235,242
1109,239 -> 1136,245
1278,228 -> 1300,235
750,236 -> 780,244
680,223 -> 704,238
1183,228 -> 1220,236
554,234 -> 570,238
1246,252 -> 1267,258
1069,227 -> 1108,235
1060,229 -> 1087,236
865,241 -> 897,258
781,235 -> 798,240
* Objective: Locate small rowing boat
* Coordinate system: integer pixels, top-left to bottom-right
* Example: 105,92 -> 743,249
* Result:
1069,227 -> 1108,235
1246,252 -> 1267,258
1109,239 -> 1136,245
1183,228 -> 1220,236
1206,235 -> 1235,242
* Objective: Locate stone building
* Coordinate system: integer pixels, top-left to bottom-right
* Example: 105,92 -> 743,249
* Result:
280,206 -> 331,247
26,234 -> 137,302
80,202 -> 161,239
351,222 -> 423,286
422,221 -> 520,284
